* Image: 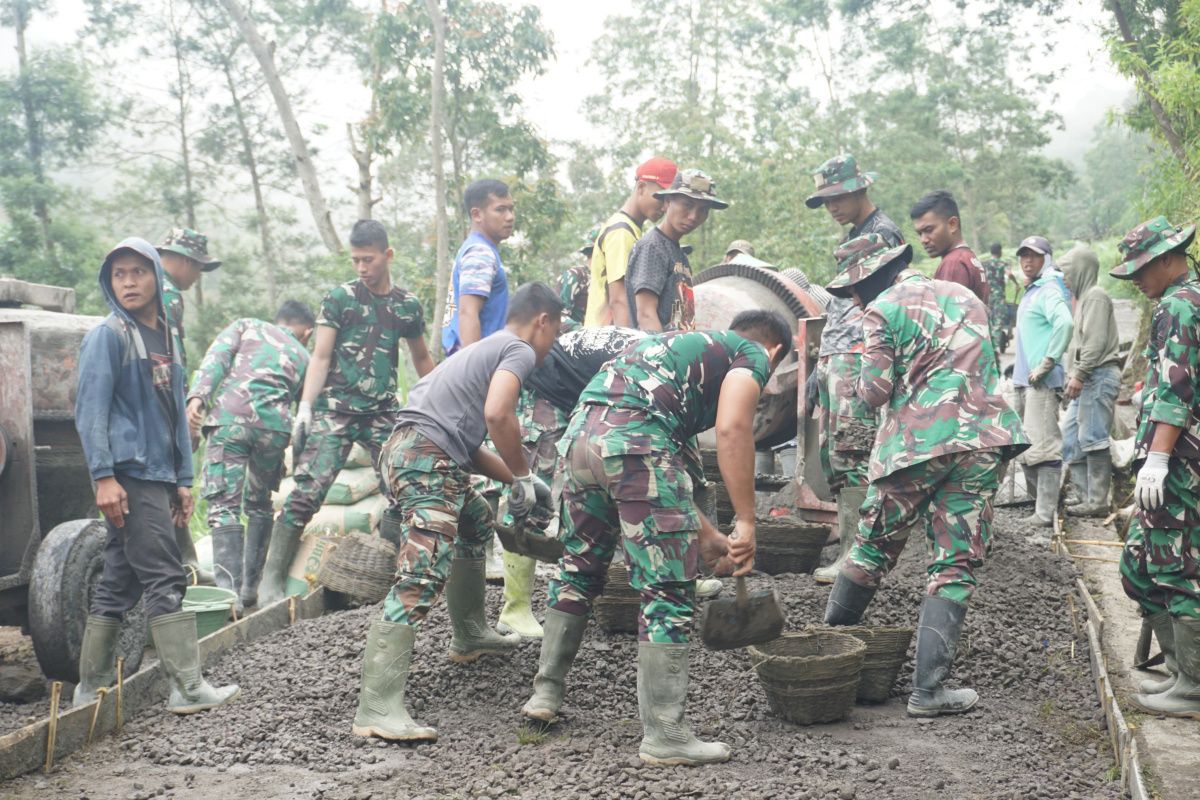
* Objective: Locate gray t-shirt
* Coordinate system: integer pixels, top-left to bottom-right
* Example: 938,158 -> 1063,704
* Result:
625,228 -> 695,331
394,330 -> 536,467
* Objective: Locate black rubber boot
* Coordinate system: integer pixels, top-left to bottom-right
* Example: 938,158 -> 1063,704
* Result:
210,524 -> 244,608
907,596 -> 978,717
379,508 -> 404,548
240,514 -> 273,609
823,574 -> 877,626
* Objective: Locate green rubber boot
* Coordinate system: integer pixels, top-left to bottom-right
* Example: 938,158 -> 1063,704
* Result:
522,609 -> 588,723
1130,617 -> 1200,719
149,611 -> 240,714
907,596 -> 978,717
445,557 -> 520,662
1072,451 -> 1113,518
1139,610 -> 1177,694
351,620 -> 438,742
498,551 -> 543,638
1019,467 -> 1059,528
72,615 -> 120,707
1065,460 -> 1087,506
256,517 -> 305,606
637,642 -> 731,766
814,485 -> 867,585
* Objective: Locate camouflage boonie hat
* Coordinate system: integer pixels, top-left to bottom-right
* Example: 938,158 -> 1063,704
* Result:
579,225 -> 600,256
725,239 -> 755,257
654,168 -> 730,210
157,227 -> 221,271
1110,216 -> 1196,279
805,154 -> 877,209
826,233 -> 913,297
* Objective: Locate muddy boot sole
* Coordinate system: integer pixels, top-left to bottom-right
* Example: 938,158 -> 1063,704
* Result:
351,722 -> 438,742
906,694 -> 978,718
168,686 -> 242,716
638,746 -> 731,767
448,645 -> 517,664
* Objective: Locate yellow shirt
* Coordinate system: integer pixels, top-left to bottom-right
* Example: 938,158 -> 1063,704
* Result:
583,210 -> 641,327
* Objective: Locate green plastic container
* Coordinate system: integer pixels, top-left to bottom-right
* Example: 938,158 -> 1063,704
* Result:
183,586 -> 237,638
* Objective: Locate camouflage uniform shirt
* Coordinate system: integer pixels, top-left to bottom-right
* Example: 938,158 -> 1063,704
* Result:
316,280 -> 425,415
859,270 -> 1028,482
820,209 -> 905,357
1136,275 -> 1200,466
571,330 -> 771,455
556,264 -> 590,326
161,272 -> 187,368
187,318 -> 311,433
982,257 -> 1009,322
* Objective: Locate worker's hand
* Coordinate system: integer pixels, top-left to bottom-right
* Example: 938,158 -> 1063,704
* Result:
1135,452 -> 1170,513
1028,356 -> 1056,386
510,473 -> 548,518
698,518 -> 731,574
171,486 -> 194,528
1064,376 -> 1084,400
95,477 -> 129,528
292,400 -> 313,445
728,518 -> 756,577
186,397 -> 205,432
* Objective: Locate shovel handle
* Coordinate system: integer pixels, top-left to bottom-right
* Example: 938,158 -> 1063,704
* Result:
735,575 -> 747,607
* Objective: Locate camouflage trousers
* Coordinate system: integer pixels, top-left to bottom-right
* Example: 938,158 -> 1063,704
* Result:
201,424 -> 289,528
1120,458 -> 1200,619
379,426 -> 494,625
817,352 -> 875,493
842,450 -> 1002,605
278,409 -> 395,529
547,406 -> 700,644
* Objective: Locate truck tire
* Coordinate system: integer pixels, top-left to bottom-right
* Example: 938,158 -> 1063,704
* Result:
29,519 -> 146,683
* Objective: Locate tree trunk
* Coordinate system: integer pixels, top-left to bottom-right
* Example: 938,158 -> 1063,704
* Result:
1107,0 -> 1196,178
13,1 -> 58,272
221,57 -> 279,311
426,0 -> 451,357
170,5 -> 203,307
347,124 -> 379,221
217,0 -> 343,254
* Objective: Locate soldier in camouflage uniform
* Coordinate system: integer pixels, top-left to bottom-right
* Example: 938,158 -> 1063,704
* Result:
821,235 -> 1029,718
521,313 -> 792,767
256,221 -> 435,606
982,243 -> 1011,355
186,301 -> 314,610
350,283 -> 561,744
555,226 -> 598,330
805,154 -> 904,583
1107,217 -> 1200,719
156,228 -> 222,582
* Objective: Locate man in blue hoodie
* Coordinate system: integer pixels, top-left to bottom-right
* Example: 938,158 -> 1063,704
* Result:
72,238 -> 239,715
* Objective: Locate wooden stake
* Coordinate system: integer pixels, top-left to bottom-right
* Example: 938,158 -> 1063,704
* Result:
44,681 -> 62,773
86,688 -> 108,745
288,595 -> 297,625
1066,593 -> 1079,636
1066,553 -> 1120,564
115,657 -> 124,733
1064,539 -> 1124,548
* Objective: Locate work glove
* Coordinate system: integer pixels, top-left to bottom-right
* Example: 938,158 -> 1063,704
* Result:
510,473 -> 551,519
804,369 -> 820,417
1027,356 -> 1057,386
291,400 -> 313,460
1134,451 -> 1170,513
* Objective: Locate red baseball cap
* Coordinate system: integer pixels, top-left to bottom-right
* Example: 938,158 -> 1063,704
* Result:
635,157 -> 677,190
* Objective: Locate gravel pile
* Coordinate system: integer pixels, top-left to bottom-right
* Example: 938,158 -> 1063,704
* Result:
8,508 -> 1120,799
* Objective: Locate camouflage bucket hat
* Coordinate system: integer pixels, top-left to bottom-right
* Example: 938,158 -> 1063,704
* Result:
826,234 -> 913,297
579,225 -> 600,256
653,168 -> 730,209
805,153 -> 877,209
1110,216 -> 1196,279
157,227 -> 221,271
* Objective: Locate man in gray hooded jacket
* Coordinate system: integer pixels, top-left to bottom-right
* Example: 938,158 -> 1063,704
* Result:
1060,243 -> 1122,517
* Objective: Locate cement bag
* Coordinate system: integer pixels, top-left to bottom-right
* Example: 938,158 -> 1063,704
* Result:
1111,436 -> 1137,471
285,494 -> 388,595
345,443 -> 374,469
272,476 -> 297,512
324,466 -> 381,506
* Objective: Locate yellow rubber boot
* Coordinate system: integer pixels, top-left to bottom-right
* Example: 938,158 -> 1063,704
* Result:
498,551 -> 543,638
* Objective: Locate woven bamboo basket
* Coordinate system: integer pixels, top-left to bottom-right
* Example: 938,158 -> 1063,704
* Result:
316,532 -> 397,604
595,561 -> 639,634
754,518 -> 830,575
748,631 -> 866,725
825,625 -> 915,703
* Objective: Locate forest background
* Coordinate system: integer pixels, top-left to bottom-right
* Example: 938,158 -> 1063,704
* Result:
1,0 -> 1197,364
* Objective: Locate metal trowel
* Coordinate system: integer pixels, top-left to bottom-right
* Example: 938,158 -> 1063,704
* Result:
698,571 -> 785,651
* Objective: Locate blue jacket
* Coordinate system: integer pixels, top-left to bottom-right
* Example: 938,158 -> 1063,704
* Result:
75,238 -> 193,486
441,230 -> 509,355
